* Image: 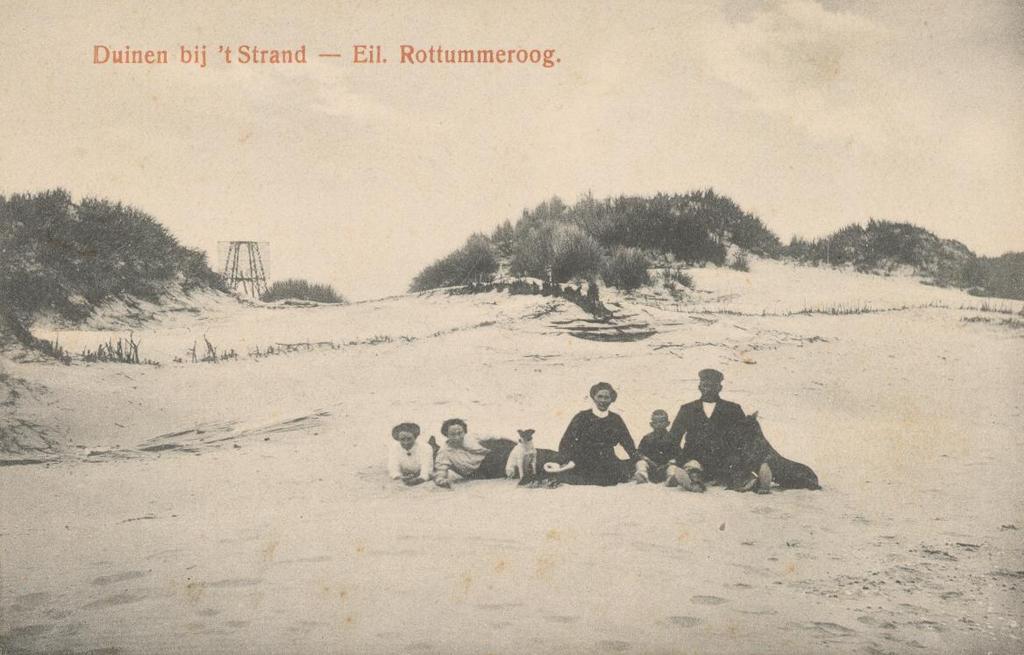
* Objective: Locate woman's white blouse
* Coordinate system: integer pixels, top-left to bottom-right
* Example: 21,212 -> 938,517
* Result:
386,440 -> 434,481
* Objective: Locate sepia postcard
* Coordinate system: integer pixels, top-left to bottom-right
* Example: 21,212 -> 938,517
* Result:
1,2 -> 1022,653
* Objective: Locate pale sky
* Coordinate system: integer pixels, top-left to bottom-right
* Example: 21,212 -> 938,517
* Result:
1,1 -> 1021,299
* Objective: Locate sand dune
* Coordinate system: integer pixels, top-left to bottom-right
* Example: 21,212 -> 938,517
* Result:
2,260 -> 1022,653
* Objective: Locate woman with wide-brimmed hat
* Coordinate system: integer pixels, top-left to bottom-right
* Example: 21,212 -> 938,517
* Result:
546,382 -> 639,486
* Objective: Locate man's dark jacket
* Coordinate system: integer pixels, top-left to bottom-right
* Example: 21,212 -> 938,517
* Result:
669,398 -> 821,490
668,399 -> 746,480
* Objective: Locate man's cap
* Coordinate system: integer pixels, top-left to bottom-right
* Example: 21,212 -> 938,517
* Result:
698,369 -> 724,383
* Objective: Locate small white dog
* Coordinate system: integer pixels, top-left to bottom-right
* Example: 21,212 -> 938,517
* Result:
506,429 -> 538,484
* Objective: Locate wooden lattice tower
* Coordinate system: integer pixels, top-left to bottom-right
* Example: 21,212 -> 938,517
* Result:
221,241 -> 269,298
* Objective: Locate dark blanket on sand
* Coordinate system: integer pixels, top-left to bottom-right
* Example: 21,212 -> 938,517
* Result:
470,438 -> 519,479
719,415 -> 821,490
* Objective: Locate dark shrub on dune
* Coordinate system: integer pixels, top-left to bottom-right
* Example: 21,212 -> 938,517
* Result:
730,252 -> 750,272
784,219 -> 1024,299
603,246 -> 651,290
409,233 -> 498,292
412,188 -> 776,291
490,220 -> 514,258
550,224 -> 604,283
410,189 -> 1024,302
261,279 -> 347,303
971,252 -> 1024,300
509,223 -> 554,280
784,220 -> 967,272
0,188 -> 224,321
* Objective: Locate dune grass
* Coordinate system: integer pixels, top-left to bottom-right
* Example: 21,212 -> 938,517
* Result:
261,279 -> 347,304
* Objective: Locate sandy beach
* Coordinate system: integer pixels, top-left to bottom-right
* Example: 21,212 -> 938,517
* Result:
2,260 -> 1023,654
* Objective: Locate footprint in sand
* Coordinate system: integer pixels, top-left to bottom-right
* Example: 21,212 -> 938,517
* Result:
92,570 -> 148,586
1,624 -> 55,640
207,578 -> 262,588
476,602 -> 523,611
286,555 -> 332,564
596,639 -> 630,652
10,592 -> 50,612
857,615 -> 896,629
665,616 -> 701,627
690,595 -> 728,605
84,591 -> 147,609
808,622 -> 856,637
145,548 -> 184,561
546,615 -> 580,624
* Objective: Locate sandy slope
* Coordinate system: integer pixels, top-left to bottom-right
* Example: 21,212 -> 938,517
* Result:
2,261 -> 1023,654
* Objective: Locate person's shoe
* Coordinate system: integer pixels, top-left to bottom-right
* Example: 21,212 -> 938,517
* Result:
664,464 -> 681,487
688,470 -> 707,492
736,472 -> 758,492
679,469 -> 706,492
755,462 -> 773,494
679,479 -> 705,492
632,470 -> 649,484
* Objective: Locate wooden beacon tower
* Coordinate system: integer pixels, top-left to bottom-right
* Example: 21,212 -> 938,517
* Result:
220,241 -> 269,299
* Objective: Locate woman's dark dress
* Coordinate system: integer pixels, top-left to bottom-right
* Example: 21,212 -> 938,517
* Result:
555,410 -> 639,486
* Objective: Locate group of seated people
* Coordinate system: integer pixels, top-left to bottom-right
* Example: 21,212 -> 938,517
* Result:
387,369 -> 820,493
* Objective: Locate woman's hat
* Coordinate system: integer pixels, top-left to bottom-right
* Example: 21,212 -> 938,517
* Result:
391,422 -> 421,440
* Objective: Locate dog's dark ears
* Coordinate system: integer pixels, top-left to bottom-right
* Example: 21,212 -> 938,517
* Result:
517,429 -> 535,439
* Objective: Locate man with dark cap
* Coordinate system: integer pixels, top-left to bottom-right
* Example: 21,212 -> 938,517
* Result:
668,369 -> 821,493
667,368 -> 768,493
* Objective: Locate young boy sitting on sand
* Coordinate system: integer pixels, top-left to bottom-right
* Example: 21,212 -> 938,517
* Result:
387,422 -> 434,486
634,409 -> 684,485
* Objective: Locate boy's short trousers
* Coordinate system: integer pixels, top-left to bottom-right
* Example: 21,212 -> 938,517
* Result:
637,459 -> 674,483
